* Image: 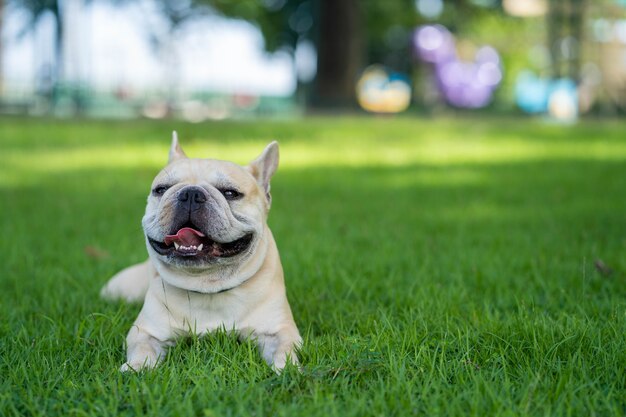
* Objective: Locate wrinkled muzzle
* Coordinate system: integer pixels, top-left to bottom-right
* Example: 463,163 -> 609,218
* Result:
146,185 -> 255,260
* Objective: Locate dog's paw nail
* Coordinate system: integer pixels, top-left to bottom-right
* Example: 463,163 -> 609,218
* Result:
120,363 -> 134,372
120,362 -> 146,372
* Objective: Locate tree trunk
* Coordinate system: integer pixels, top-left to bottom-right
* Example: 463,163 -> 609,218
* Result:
547,0 -> 562,79
52,1 -> 64,100
568,0 -> 585,83
0,0 -> 4,94
310,0 -> 363,109
547,0 -> 586,83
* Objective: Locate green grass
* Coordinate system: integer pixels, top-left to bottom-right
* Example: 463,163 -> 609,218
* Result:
1,115 -> 625,417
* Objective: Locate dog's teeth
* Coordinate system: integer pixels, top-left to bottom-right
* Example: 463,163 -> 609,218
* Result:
172,243 -> 203,253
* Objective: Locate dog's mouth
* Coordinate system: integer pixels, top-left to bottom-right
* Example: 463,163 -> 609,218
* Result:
148,226 -> 253,259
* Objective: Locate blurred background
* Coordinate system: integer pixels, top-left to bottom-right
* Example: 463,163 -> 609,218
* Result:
0,0 -> 625,121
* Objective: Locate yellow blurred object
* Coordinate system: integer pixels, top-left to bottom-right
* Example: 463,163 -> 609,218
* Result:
356,65 -> 412,113
503,0 -> 547,17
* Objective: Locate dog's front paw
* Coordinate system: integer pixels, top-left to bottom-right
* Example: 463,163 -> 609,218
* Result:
120,362 -> 135,372
120,350 -> 162,373
272,352 -> 300,374
119,358 -> 160,373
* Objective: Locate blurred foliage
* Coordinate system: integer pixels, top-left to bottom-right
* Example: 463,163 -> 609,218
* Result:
196,0 -> 538,106
197,0 -> 514,62
191,0 -> 561,110
8,0 -> 64,60
195,0 -> 304,51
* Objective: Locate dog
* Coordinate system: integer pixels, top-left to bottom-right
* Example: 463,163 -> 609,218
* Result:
100,133 -> 301,372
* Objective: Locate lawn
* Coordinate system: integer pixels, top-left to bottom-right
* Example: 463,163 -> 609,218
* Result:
0,115 -> 625,417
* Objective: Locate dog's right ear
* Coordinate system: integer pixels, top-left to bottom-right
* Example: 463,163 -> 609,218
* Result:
169,131 -> 187,163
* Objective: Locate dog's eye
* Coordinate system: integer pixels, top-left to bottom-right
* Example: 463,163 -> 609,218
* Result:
221,189 -> 242,200
152,185 -> 170,196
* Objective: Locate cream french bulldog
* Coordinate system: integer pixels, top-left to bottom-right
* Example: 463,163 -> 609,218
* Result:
100,133 -> 301,372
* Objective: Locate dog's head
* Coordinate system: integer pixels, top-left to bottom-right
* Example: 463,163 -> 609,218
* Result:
142,133 -> 279,290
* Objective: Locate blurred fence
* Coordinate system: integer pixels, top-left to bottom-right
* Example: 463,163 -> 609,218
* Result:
0,81 -> 297,120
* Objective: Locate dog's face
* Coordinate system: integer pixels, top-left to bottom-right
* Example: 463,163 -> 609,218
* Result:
142,134 -> 278,278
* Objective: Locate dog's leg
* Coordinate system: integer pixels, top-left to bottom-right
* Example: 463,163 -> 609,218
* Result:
100,260 -> 152,302
251,323 -> 302,372
120,325 -> 170,372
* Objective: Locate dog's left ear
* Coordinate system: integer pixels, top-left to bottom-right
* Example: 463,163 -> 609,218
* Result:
169,131 -> 187,163
248,141 -> 279,203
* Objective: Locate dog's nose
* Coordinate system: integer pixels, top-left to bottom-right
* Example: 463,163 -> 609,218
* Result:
177,186 -> 207,211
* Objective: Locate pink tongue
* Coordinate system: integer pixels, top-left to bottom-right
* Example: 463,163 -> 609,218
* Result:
164,227 -> 205,247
